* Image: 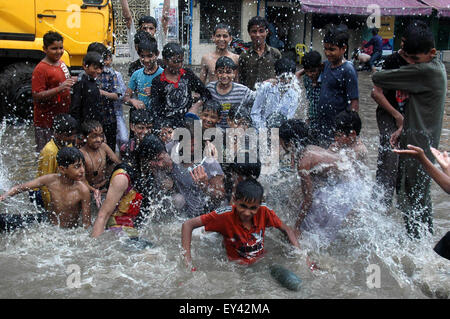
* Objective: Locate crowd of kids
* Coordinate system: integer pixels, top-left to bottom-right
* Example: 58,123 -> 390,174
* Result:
1,11 -> 448,268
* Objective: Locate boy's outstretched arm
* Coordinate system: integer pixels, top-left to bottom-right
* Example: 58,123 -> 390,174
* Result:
181,216 -> 204,269
0,175 -> 52,202
119,0 -> 133,29
278,221 -> 300,249
394,145 -> 450,194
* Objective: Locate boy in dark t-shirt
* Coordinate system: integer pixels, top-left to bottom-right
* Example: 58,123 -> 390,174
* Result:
313,24 -> 359,147
151,43 -> 211,128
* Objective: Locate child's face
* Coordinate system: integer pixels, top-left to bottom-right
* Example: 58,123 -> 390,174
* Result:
103,55 -> 112,67
324,43 -> 346,65
305,67 -> 321,82
216,67 -> 235,86
85,127 -> 104,150
200,110 -> 221,129
165,55 -> 184,74
140,22 -> 157,37
60,160 -> 85,182
139,50 -> 158,70
131,123 -> 152,142
159,127 -> 174,144
84,64 -> 103,79
213,28 -> 232,50
43,40 -> 64,63
399,48 -> 436,64
233,197 -> 261,224
248,24 -> 268,47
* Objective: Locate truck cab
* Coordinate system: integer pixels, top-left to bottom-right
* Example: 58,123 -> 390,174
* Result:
0,0 -> 114,120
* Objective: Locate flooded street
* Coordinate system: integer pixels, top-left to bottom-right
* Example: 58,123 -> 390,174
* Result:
0,65 -> 449,299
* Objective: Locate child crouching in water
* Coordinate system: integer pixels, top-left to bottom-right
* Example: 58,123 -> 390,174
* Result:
181,179 -> 316,269
0,147 -> 91,231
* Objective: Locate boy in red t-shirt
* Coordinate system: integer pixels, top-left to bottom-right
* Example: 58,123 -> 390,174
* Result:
32,31 -> 74,152
182,179 -> 306,269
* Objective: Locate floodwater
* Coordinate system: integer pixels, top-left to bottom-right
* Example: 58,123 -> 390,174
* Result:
0,63 -> 448,299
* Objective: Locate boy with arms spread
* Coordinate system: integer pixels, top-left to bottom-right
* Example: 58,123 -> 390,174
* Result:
32,31 -> 74,152
238,16 -> 281,90
206,56 -> 254,129
372,22 -> 447,238
80,120 -> 121,195
0,147 -> 91,230
200,23 -> 240,84
181,179 -> 302,268
313,24 -> 359,147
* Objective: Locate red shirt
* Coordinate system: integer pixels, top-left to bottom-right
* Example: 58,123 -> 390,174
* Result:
200,204 -> 283,265
32,60 -> 71,128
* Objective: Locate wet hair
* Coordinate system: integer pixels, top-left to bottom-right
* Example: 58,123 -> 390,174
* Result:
335,110 -> 362,136
81,120 -> 102,137
302,50 -> 322,70
134,29 -> 154,45
162,42 -> 184,60
52,114 -> 78,135
247,16 -> 269,32
138,15 -> 158,29
323,24 -> 349,48
229,155 -> 261,179
202,99 -> 222,116
56,147 -> 85,168
83,51 -> 104,68
136,134 -> 166,162
234,178 -> 264,203
214,23 -> 232,35
130,109 -> 154,125
87,42 -> 107,55
137,38 -> 158,55
43,31 -> 63,47
274,58 -> 296,76
279,119 -> 311,150
215,56 -> 237,70
402,21 -> 435,54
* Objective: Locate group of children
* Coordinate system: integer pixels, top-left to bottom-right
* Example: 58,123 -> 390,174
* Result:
0,14 -> 448,268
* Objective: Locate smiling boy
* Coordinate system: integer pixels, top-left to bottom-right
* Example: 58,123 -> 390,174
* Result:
238,16 -> 281,90
199,23 -> 240,84
0,147 -> 91,230
181,179 -> 300,268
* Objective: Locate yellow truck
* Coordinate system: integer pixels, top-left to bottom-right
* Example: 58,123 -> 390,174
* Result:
0,0 -> 114,119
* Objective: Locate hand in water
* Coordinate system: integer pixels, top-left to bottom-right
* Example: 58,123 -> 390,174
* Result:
393,144 -> 425,158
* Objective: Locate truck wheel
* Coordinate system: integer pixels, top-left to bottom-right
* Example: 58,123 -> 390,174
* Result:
0,62 -> 36,121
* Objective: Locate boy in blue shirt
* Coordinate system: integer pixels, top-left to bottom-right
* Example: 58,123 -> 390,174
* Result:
124,39 -> 164,112
313,24 -> 359,147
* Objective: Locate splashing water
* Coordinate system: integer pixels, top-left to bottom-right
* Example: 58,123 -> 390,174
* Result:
0,73 -> 449,299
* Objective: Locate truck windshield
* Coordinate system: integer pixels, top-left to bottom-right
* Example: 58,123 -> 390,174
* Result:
83,0 -> 104,4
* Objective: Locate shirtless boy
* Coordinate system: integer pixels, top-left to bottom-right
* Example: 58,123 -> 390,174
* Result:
80,120 -> 121,194
199,23 -> 239,84
0,147 -> 91,229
